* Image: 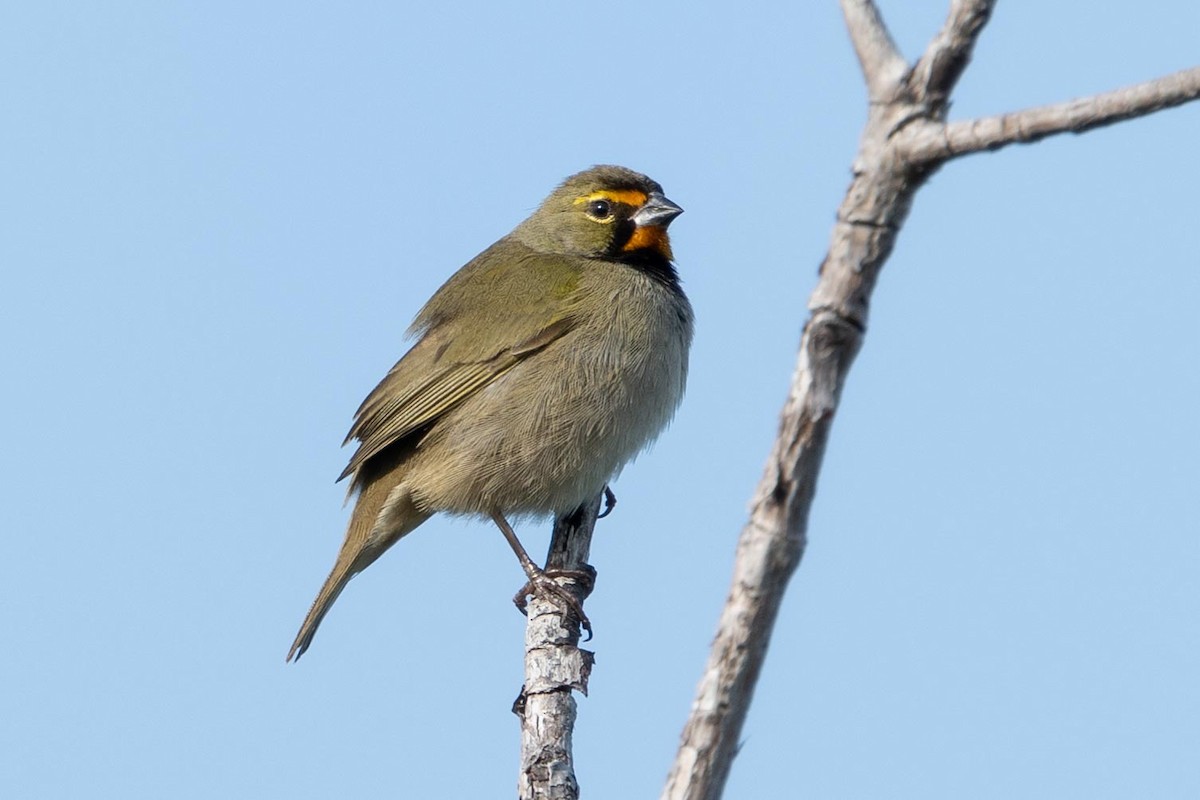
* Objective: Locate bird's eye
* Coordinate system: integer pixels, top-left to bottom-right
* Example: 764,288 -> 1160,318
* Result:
586,199 -> 613,219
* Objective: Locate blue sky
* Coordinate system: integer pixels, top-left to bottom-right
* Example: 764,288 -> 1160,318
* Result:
2,2 -> 1197,798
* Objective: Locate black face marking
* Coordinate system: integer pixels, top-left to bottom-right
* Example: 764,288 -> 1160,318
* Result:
615,247 -> 683,296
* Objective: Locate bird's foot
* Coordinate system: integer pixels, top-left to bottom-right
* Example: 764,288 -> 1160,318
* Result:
513,566 -> 595,640
597,486 -> 617,519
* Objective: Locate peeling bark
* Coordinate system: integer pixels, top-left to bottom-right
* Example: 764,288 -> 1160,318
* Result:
516,498 -> 599,800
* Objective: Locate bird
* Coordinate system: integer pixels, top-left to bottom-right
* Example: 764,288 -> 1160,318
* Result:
287,165 -> 693,661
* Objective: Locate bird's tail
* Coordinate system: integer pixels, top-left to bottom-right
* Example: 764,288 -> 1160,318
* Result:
287,467 -> 429,662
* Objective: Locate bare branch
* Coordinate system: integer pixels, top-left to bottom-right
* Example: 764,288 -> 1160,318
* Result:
909,0 -> 995,106
662,61 -> 1200,800
661,311 -> 867,800
516,498 -> 600,800
662,3 -> 1199,799
840,0 -> 906,100
902,65 -> 1200,163
657,1 -> 1200,796
662,86 -> 927,800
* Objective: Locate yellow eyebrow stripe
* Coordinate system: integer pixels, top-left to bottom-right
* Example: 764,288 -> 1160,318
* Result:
574,189 -> 648,207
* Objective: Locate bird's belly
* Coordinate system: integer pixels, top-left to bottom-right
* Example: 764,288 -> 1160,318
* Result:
405,315 -> 687,518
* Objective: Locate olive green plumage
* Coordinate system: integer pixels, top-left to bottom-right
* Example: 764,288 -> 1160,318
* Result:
288,165 -> 692,661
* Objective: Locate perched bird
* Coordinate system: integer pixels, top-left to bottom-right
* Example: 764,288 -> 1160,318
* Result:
287,165 -> 692,661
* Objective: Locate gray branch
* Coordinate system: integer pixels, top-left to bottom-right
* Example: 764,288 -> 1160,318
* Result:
515,497 -> 599,800
908,0 -> 995,105
840,0 -> 906,99
660,3 -> 1199,799
903,65 -> 1200,162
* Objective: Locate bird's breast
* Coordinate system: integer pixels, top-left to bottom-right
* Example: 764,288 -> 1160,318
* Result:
406,267 -> 692,518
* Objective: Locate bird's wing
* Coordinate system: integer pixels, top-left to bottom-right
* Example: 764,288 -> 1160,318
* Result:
338,244 -> 582,485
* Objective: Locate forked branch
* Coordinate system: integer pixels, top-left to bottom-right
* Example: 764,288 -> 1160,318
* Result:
660,4 -> 1200,799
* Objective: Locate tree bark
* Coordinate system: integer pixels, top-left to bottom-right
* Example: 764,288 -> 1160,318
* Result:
661,2 -> 1200,798
515,497 -> 600,800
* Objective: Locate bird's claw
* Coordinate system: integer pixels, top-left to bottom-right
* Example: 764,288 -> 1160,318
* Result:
598,486 -> 617,519
513,568 -> 595,640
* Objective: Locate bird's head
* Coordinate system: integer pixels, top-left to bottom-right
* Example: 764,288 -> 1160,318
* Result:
513,165 -> 683,264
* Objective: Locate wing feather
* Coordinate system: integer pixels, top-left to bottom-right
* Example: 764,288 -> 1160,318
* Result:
337,317 -> 574,484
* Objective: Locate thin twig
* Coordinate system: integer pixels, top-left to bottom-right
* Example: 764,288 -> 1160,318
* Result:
903,65 -> 1200,162
839,0 -> 907,100
908,0 -> 996,106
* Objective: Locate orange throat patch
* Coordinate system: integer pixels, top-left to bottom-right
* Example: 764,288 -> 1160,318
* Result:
622,225 -> 674,261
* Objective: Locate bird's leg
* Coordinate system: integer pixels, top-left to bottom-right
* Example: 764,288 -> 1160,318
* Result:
597,485 -> 617,519
490,511 -> 593,638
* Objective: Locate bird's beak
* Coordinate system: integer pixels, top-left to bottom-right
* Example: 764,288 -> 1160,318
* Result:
632,191 -> 684,228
